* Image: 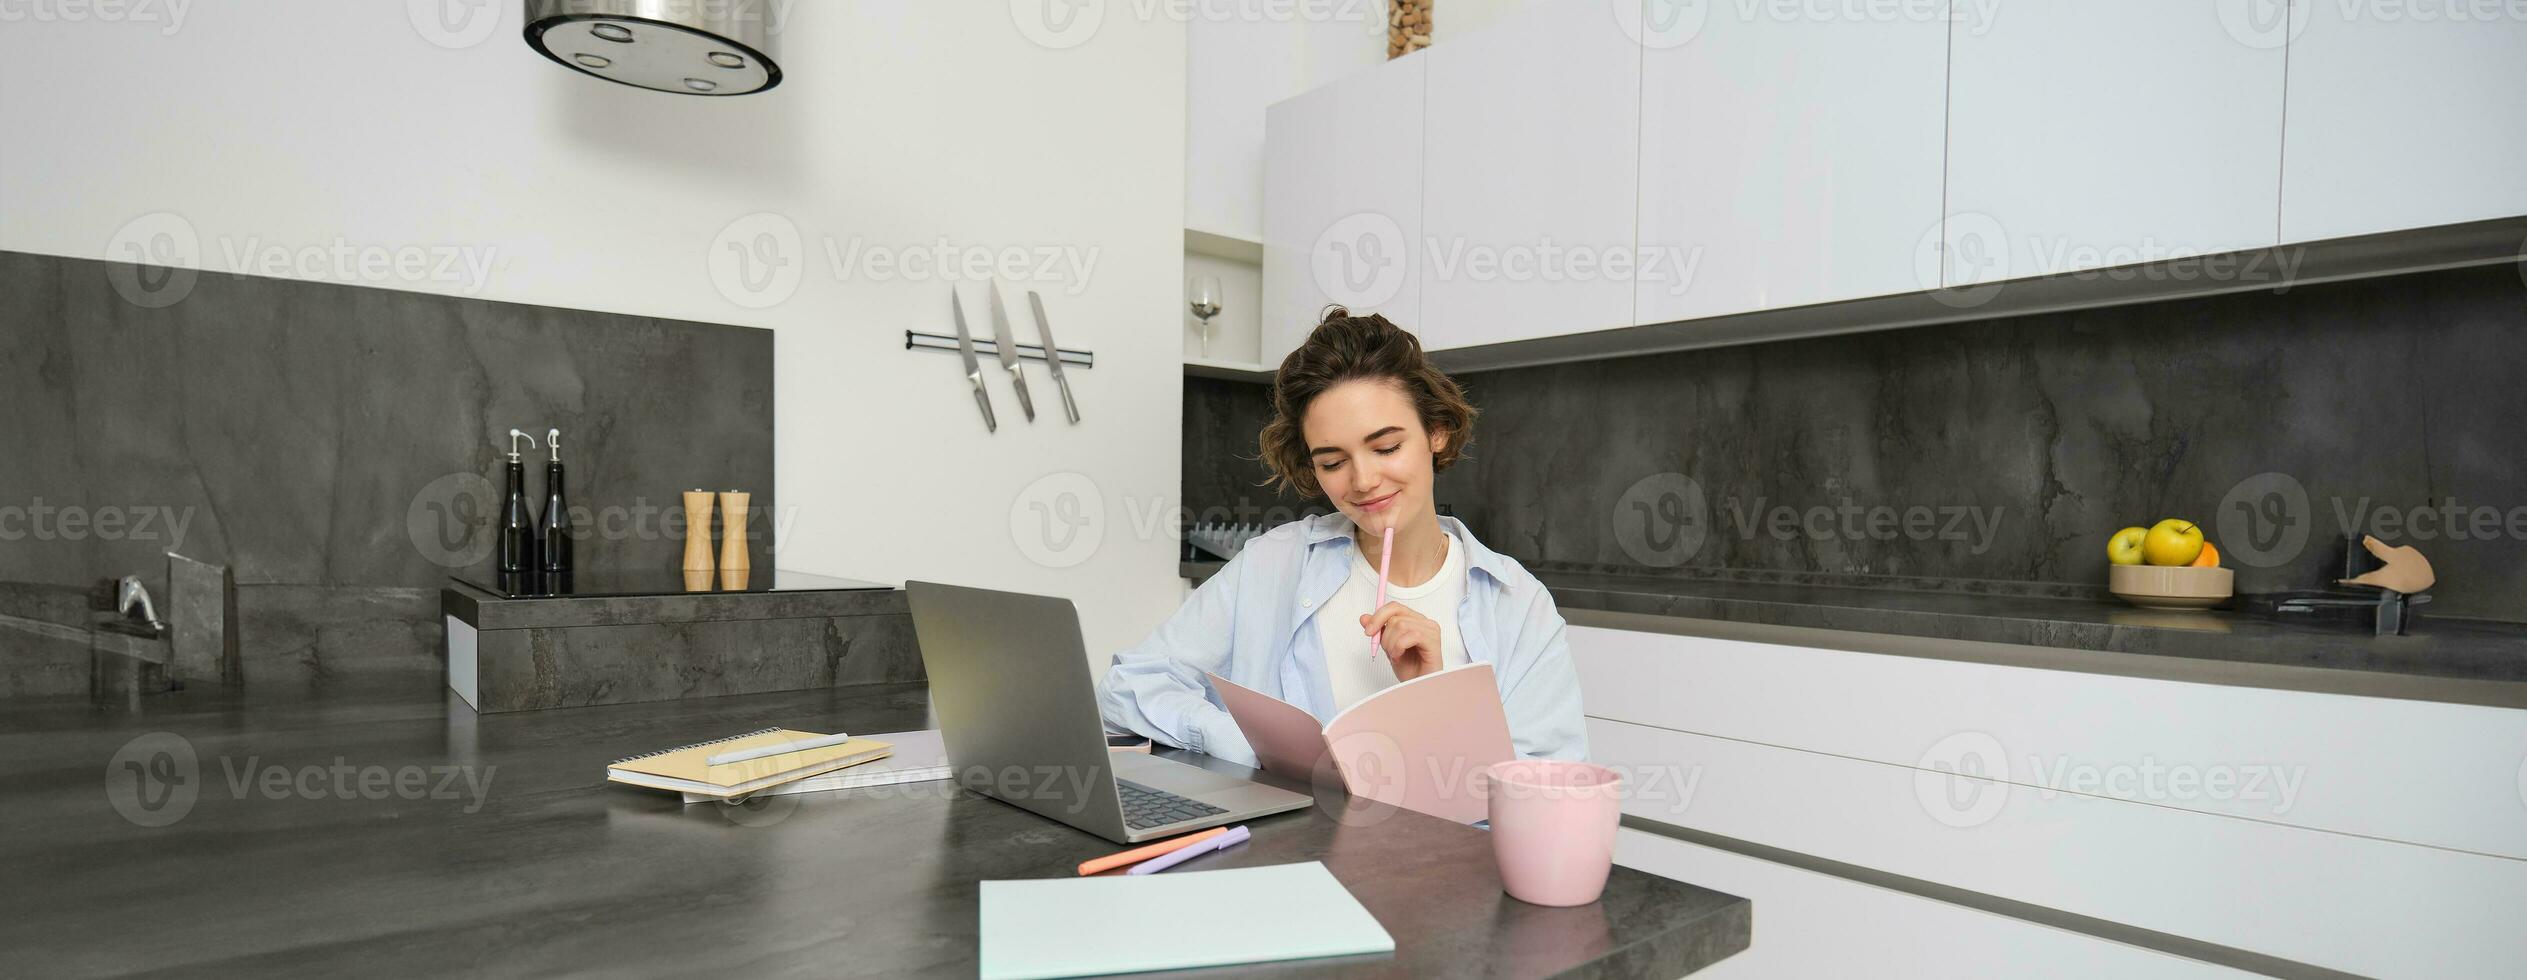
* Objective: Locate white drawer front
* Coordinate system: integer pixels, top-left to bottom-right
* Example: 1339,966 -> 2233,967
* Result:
1593,718 -> 2527,978
1615,829 -> 2245,980
1571,624 -> 2527,860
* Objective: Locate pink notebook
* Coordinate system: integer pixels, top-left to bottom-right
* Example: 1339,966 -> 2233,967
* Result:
1208,663 -> 1515,824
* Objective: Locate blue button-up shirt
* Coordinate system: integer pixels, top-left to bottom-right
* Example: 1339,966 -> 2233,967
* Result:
1097,513 -> 1588,767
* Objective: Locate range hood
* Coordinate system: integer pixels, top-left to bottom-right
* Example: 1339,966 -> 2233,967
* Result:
524,0 -> 781,96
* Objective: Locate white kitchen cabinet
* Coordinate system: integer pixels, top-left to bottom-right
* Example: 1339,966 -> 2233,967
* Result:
1570,623 -> 2527,977
1416,0 -> 1641,350
1633,7 -> 1948,323
2278,4 -> 2527,242
1614,830 -> 2245,979
1943,1 -> 2287,285
1187,14 -> 1387,245
1592,717 -> 2527,978
1570,625 -> 2527,859
1261,54 -> 1427,367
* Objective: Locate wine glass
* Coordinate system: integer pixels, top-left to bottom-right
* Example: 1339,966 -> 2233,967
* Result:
1188,274 -> 1223,358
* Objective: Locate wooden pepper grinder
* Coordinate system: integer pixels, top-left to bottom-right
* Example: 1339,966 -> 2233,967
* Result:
681,490 -> 716,574
718,490 -> 751,578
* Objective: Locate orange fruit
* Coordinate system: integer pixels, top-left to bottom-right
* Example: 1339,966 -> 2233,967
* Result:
2190,541 -> 2221,568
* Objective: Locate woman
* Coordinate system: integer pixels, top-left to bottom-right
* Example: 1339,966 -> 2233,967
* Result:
1098,307 -> 1586,767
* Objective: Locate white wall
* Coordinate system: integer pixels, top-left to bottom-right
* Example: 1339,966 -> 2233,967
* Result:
1186,11 -> 1384,242
0,2 -> 1188,661
1433,0 -> 1539,42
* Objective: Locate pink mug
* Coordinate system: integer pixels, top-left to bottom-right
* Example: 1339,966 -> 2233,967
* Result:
1482,759 -> 1625,907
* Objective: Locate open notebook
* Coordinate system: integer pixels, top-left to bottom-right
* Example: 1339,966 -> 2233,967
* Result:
607,729 -> 893,799
1209,662 -> 1514,824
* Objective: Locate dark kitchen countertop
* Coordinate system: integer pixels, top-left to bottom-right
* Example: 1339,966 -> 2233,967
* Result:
1180,561 -> 2527,709
2,681 -> 1749,977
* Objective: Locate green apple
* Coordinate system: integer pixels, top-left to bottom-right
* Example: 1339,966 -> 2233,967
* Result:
2107,526 -> 2149,565
2142,518 -> 2205,566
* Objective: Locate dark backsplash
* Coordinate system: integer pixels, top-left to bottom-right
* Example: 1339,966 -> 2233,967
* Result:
1185,264 -> 2527,621
1181,376 -> 1323,527
0,250 -> 776,692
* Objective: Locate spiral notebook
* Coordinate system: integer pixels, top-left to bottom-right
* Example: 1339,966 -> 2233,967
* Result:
606,728 -> 893,799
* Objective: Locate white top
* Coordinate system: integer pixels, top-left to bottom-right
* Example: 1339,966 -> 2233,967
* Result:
1315,530 -> 1469,712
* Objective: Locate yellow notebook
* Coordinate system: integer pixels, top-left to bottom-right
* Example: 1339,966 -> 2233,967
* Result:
606,729 -> 893,799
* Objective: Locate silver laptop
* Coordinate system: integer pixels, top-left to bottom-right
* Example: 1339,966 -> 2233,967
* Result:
907,581 -> 1314,844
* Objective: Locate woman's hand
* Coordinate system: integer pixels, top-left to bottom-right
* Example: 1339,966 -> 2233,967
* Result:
1361,602 -> 1442,681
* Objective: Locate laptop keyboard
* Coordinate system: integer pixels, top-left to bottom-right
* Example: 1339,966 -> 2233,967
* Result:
1118,779 -> 1229,830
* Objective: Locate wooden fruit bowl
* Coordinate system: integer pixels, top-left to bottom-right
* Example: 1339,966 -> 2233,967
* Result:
2109,564 -> 2235,610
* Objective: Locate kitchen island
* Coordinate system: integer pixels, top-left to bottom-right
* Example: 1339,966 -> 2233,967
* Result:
3,680 -> 1750,977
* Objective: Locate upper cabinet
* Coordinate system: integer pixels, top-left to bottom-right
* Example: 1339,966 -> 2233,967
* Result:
1187,15 -> 1387,245
1943,1 -> 2286,286
1261,54 -> 1427,367
1417,0 -> 1641,350
2278,5 -> 2527,243
1634,6 -> 1948,323
1258,1 -> 2521,369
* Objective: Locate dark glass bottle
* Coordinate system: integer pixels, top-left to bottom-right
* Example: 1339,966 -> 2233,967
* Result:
539,428 -> 572,574
498,429 -> 539,575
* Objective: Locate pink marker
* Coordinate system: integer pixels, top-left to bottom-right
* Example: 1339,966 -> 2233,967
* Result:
1371,525 -> 1394,660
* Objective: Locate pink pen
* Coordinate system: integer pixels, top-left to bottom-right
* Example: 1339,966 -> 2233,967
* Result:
1371,525 -> 1394,660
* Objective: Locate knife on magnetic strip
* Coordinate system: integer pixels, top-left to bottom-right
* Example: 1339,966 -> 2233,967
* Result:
987,280 -> 1036,423
950,289 -> 997,432
1026,290 -> 1082,423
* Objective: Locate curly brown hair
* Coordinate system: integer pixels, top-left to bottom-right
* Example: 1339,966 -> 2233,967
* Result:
1258,306 -> 1478,499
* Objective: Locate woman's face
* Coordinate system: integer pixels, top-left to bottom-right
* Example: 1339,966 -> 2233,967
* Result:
1300,379 -> 1448,533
